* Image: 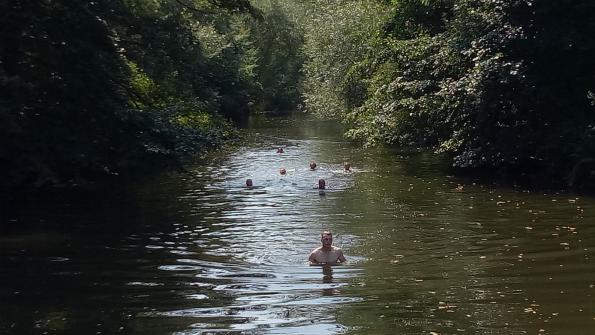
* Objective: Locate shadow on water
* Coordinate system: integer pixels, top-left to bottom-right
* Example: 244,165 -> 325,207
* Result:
1,113 -> 595,334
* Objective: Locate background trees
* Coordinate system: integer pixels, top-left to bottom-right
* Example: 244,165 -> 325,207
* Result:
2,0 -> 594,193
0,0 -> 304,194
296,0 -> 595,189
249,0 -> 304,111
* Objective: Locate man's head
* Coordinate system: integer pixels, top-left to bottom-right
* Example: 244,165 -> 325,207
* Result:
279,168 -> 287,175
320,231 -> 333,247
344,162 -> 351,171
318,178 -> 326,189
310,160 -> 317,170
277,147 -> 284,153
245,179 -> 253,187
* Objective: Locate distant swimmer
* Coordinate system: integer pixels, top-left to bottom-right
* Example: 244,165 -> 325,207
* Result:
277,147 -> 284,153
279,168 -> 287,175
344,162 -> 352,172
317,178 -> 326,196
245,179 -> 253,187
317,178 -> 326,189
309,231 -> 346,265
310,160 -> 317,170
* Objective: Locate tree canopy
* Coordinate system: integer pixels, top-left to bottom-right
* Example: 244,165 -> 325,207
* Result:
0,0 -> 303,194
2,0 -> 594,194
292,0 -> 595,189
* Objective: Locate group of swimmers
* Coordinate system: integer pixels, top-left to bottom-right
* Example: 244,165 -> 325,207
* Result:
245,147 -> 352,191
245,147 -> 349,265
242,148 -> 350,265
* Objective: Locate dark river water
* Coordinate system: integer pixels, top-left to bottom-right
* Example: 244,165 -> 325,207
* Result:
1,113 -> 594,334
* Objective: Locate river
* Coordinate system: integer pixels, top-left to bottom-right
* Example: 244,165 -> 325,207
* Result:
1,113 -> 594,334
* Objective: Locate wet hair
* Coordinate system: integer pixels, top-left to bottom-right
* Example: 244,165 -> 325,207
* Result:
320,230 -> 332,239
245,179 -> 253,187
318,178 -> 326,189
310,160 -> 317,169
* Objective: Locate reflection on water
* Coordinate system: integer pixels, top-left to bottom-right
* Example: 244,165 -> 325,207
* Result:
1,113 -> 595,334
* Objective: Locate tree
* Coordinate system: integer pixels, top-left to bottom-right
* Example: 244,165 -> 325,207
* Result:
0,0 -> 261,194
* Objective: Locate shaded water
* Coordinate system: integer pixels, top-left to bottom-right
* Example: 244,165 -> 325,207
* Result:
1,113 -> 594,334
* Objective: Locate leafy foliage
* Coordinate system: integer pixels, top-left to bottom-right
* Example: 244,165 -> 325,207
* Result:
0,0 -> 262,192
250,0 -> 305,111
4,0 -> 594,193
276,0 -> 390,118
295,0 -> 595,188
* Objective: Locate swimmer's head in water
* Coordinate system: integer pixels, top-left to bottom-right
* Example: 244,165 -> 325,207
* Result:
344,162 -> 351,171
277,147 -> 284,153
321,231 -> 333,246
279,168 -> 287,175
245,179 -> 253,187
310,160 -> 317,170
318,178 -> 326,189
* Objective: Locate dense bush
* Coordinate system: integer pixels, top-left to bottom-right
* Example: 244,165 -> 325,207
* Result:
296,0 -> 595,189
0,0 -> 306,194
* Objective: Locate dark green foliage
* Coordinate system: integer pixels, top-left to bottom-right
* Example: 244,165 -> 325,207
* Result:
0,1 -> 130,189
325,0 -> 595,188
0,0 -> 257,193
439,0 -> 595,185
382,0 -> 454,39
209,0 -> 256,14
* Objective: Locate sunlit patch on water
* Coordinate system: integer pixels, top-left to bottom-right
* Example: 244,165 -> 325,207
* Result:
158,265 -> 203,271
169,321 -> 347,335
126,281 -> 165,287
145,245 -> 165,249
169,250 -> 198,256
144,281 -> 358,334
142,244 -> 363,333
125,129 -> 388,333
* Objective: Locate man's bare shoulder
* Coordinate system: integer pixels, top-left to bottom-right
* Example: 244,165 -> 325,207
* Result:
310,246 -> 324,254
